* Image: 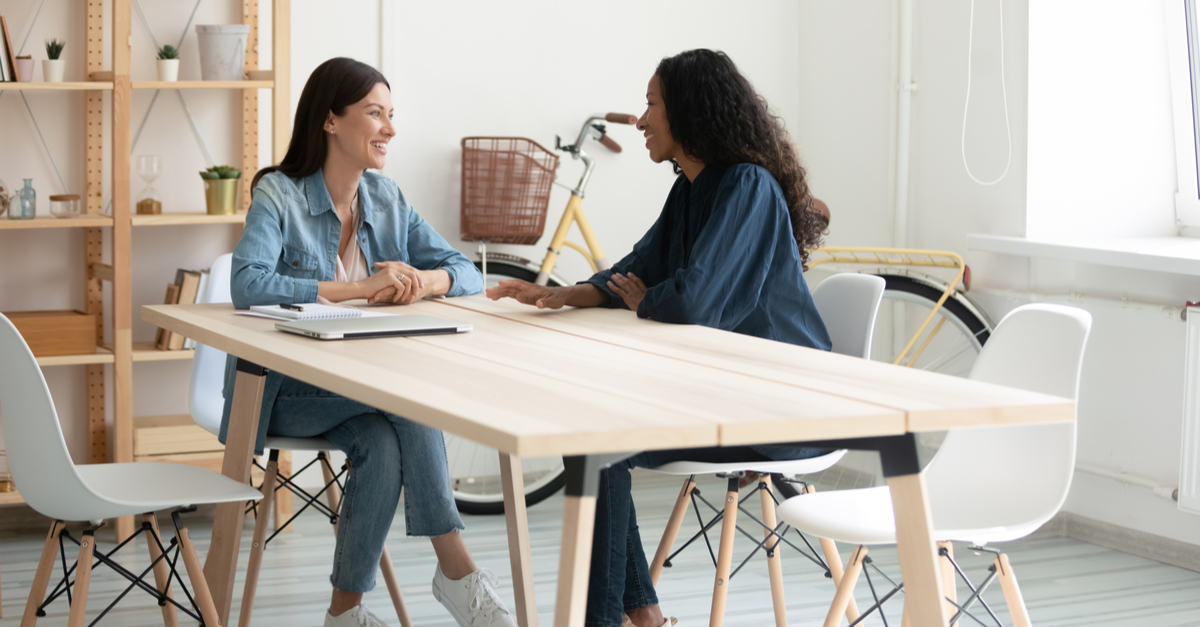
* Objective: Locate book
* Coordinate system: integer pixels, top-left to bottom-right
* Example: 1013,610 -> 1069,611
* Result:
1,17 -> 16,83
168,270 -> 202,350
154,283 -> 181,350
248,303 -> 363,320
184,269 -> 211,350
0,17 -> 14,82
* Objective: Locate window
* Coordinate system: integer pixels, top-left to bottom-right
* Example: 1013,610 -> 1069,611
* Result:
1167,0 -> 1200,230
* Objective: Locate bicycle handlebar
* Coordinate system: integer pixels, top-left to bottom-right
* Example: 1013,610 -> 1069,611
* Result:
598,134 -> 622,153
605,113 -> 638,125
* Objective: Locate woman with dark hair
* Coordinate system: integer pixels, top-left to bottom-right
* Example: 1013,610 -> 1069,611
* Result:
226,57 -> 515,627
487,49 -> 831,627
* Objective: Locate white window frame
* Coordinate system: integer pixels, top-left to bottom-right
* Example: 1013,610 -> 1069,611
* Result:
1166,0 -> 1200,230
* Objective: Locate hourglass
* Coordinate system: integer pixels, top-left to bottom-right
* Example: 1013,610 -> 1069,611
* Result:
136,155 -> 162,215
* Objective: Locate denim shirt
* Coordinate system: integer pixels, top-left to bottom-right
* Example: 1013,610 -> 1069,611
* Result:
219,169 -> 483,453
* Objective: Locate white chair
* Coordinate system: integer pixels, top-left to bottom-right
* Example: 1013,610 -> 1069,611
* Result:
189,253 -> 412,627
647,272 -> 887,627
0,312 -> 263,626
777,303 -> 1092,627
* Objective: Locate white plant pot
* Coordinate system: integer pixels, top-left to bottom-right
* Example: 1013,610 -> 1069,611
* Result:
41,59 -> 64,83
196,24 -> 249,81
157,59 -> 180,82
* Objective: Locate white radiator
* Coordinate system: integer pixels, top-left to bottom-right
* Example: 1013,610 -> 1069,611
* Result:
1180,307 -> 1200,514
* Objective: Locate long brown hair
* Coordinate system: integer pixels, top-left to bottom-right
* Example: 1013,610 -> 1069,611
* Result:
251,57 -> 390,190
655,49 -> 825,268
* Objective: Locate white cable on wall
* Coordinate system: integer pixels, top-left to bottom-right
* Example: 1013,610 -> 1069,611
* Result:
961,0 -> 1012,186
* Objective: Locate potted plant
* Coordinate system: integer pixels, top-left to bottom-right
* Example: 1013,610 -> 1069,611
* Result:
157,44 -> 180,82
42,39 -> 65,82
14,55 -> 33,82
200,165 -> 241,215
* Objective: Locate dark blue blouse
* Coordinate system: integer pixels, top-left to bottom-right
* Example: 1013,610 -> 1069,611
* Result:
586,163 -> 831,352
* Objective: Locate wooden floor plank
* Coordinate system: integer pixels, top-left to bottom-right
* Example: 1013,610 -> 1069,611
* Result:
1,472 -> 1197,626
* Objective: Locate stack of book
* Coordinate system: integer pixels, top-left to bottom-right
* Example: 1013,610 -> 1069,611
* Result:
155,268 -> 210,350
0,17 -> 18,83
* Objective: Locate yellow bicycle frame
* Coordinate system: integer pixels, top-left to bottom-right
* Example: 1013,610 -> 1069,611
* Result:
808,247 -> 968,368
535,193 -> 610,285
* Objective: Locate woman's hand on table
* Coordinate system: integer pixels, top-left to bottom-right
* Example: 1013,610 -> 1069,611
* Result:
486,280 -> 569,309
608,272 -> 646,312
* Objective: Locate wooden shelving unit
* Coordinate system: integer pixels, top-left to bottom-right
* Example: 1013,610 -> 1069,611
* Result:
131,211 -> 248,226
132,80 -> 274,90
0,0 -> 290,544
0,81 -> 113,91
0,216 -> 113,229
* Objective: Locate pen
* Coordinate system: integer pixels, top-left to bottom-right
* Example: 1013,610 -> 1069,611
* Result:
279,304 -> 305,312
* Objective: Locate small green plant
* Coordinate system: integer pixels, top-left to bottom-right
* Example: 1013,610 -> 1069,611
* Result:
44,38 -> 65,60
199,165 -> 241,180
157,44 -> 180,61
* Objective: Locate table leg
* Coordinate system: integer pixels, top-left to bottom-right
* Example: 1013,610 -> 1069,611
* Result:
501,452 -> 538,627
880,434 -> 949,627
203,359 -> 267,626
553,454 -> 630,627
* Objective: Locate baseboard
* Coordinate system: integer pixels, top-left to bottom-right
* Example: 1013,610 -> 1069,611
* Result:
1032,511 -> 1200,573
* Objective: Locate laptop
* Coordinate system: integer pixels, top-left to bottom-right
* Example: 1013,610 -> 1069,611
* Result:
275,314 -> 472,340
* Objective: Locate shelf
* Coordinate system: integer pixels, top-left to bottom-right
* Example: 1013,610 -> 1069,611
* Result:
0,215 -> 113,229
132,341 -> 194,361
36,345 -> 114,367
968,234 -> 1200,276
0,488 -> 25,505
132,80 -> 273,90
0,81 -> 113,91
132,211 -> 247,226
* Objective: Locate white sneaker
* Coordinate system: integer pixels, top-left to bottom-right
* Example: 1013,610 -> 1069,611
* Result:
431,565 -> 518,627
324,603 -> 390,627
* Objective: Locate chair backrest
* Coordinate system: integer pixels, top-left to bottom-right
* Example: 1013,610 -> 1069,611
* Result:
0,314 -> 109,520
188,253 -> 233,436
925,303 -> 1092,536
811,273 -> 887,359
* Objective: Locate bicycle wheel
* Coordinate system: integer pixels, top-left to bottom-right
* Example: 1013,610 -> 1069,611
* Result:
445,259 -> 567,515
870,274 -> 991,377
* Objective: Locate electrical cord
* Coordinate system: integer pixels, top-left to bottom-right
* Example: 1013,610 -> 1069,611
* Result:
962,0 -> 1012,186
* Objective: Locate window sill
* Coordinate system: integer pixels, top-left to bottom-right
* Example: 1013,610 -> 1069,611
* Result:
967,234 -> 1200,275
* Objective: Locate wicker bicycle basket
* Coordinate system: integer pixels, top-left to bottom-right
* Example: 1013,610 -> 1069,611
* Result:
460,137 -> 560,245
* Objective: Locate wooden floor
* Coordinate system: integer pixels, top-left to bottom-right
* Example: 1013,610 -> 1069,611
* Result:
2,470 -> 1199,626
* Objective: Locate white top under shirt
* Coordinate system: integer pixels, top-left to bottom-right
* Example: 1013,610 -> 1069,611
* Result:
317,195 -> 369,305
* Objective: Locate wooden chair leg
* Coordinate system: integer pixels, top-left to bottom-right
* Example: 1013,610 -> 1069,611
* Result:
823,545 -> 867,627
240,451 -> 280,627
66,530 -> 96,627
176,523 -> 222,627
805,485 -> 860,624
379,547 -> 413,627
650,477 -> 695,586
996,554 -> 1031,627
708,477 -> 740,627
939,541 -> 957,627
759,475 -> 787,627
143,513 -> 180,627
22,520 -> 66,627
274,449 -> 294,533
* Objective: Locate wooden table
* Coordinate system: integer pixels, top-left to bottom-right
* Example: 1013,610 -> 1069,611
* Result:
143,296 -> 1073,627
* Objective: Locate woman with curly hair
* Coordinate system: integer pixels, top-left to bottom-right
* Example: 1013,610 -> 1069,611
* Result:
488,49 -> 831,627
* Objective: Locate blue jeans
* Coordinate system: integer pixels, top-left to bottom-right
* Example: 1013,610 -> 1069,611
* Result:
268,376 -> 464,593
585,446 -> 829,627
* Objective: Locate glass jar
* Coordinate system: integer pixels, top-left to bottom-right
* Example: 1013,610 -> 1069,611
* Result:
9,179 -> 35,220
50,194 -> 82,219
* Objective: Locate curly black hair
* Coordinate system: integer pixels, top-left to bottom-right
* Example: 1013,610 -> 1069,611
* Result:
655,49 -> 825,268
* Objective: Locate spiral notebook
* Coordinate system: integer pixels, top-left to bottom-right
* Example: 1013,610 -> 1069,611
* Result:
248,303 -> 362,321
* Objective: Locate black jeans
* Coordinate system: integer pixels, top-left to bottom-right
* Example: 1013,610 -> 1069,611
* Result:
584,445 -> 829,627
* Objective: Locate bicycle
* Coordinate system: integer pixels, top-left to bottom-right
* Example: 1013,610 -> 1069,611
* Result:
444,114 -> 994,514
